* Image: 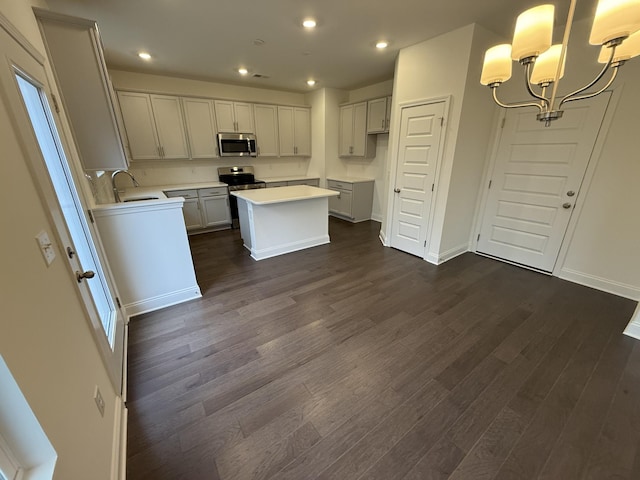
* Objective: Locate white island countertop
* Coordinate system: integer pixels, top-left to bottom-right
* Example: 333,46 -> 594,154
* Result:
231,185 -> 338,205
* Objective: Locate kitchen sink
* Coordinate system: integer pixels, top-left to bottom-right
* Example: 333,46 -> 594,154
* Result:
123,196 -> 159,202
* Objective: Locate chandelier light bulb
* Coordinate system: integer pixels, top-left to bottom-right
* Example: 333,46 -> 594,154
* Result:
511,5 -> 555,61
531,44 -> 566,84
590,0 -> 640,45
481,44 -> 513,85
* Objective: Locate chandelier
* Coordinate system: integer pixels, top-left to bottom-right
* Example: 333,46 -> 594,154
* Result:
480,0 -> 640,125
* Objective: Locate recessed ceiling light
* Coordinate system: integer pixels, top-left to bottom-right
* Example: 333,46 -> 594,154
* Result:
138,52 -> 152,60
307,80 -> 316,86
302,19 -> 317,28
238,68 -> 248,75
376,41 -> 388,49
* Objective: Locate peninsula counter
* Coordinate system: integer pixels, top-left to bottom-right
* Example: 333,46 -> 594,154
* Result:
231,185 -> 339,260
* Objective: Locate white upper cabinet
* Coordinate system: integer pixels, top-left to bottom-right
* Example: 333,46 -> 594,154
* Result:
150,95 -> 190,159
182,98 -> 218,158
214,100 -> 255,133
367,96 -> 391,134
35,10 -> 128,171
117,92 -> 190,160
253,104 -> 279,157
340,102 -> 375,157
117,91 -> 160,160
278,106 -> 311,157
294,107 -> 311,156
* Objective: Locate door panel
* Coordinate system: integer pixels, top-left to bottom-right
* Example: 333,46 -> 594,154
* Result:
477,95 -> 610,272
1,28 -> 125,391
390,102 -> 444,257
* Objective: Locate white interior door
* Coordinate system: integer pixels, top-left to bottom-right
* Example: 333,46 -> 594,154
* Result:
477,94 -> 610,272
390,101 -> 445,257
1,28 -> 125,392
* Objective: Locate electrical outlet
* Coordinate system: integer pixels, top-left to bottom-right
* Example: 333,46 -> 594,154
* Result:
94,386 -> 105,417
35,230 -> 56,266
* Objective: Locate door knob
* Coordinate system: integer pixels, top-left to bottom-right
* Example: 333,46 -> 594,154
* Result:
76,270 -> 95,283
562,203 -> 572,209
394,188 -> 401,193
567,191 -> 575,197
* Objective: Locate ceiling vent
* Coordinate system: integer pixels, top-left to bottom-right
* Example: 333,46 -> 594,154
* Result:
252,73 -> 270,79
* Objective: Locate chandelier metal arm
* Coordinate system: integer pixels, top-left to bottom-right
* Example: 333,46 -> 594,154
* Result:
558,44 -> 617,107
523,62 -> 550,108
559,65 -> 620,106
491,85 -> 544,112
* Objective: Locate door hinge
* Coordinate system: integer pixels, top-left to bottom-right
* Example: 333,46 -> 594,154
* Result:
115,297 -> 121,308
51,93 -> 60,113
424,240 -> 427,247
477,233 -> 480,241
87,209 -> 94,223
488,180 -> 492,189
501,117 -> 506,128
431,183 -> 435,192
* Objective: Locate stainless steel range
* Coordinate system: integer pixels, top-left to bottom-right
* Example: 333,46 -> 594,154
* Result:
218,166 -> 266,227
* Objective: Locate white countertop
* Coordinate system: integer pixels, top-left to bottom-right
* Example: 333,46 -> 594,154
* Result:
326,176 -> 375,183
231,185 -> 338,205
258,175 -> 320,183
96,181 -> 229,209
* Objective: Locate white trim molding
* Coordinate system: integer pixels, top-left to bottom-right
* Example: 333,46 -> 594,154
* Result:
425,243 -> 469,265
558,267 -> 640,301
124,286 -> 201,319
623,303 -> 640,340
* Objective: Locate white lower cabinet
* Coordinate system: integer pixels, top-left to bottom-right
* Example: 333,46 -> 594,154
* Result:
182,198 -> 202,230
165,187 -> 231,232
327,178 -> 374,222
199,188 -> 231,228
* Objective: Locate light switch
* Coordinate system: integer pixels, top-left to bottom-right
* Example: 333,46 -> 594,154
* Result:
35,230 -> 56,266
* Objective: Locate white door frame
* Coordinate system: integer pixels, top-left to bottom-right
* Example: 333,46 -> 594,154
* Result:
471,86 -> 623,277
383,95 -> 451,261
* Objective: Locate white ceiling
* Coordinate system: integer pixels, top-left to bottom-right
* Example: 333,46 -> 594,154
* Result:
45,0 -> 596,93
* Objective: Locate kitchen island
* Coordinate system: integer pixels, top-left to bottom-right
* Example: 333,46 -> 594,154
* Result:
232,185 -> 339,260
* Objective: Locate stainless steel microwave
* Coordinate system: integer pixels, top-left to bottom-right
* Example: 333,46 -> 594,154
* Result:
217,133 -> 257,157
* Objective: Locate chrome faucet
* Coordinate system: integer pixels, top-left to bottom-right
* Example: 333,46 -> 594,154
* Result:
111,170 -> 139,202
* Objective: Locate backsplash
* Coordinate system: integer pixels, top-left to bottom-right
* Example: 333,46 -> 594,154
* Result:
125,157 -> 313,187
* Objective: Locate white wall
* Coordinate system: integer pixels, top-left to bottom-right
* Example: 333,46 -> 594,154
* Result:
382,25 -> 474,256
0,1 -> 120,479
438,25 -> 503,261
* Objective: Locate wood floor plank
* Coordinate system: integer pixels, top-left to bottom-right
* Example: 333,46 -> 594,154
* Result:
125,219 -> 640,480
494,301 -> 617,480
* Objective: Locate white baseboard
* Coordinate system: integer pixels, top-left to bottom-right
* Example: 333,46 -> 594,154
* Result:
624,321 -> 640,340
250,235 -> 330,261
371,213 -> 383,222
558,267 -> 640,301
439,244 -> 470,263
111,398 -> 127,480
124,285 -> 202,318
425,244 -> 469,266
379,230 -> 388,246
624,304 -> 640,340
425,252 -> 439,265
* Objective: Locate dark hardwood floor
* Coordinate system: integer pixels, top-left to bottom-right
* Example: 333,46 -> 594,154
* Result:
126,218 -> 640,480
